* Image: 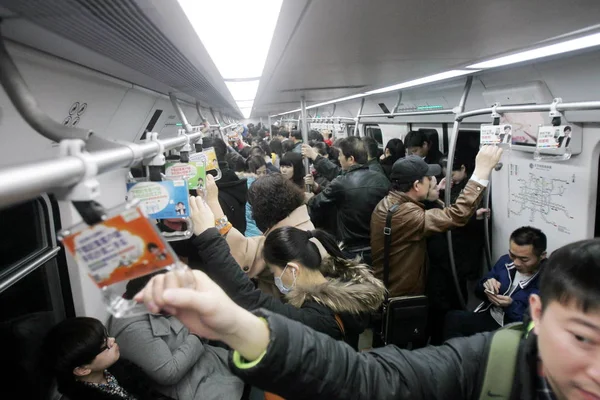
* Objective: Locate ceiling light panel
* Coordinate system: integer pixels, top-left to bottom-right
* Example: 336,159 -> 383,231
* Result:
365,70 -> 477,95
225,80 -> 260,102
178,0 -> 283,80
468,32 -> 600,69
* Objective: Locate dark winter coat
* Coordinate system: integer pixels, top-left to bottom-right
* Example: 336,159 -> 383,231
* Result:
309,164 -> 389,250
215,161 -> 247,233
191,229 -> 386,348
229,310 -> 543,400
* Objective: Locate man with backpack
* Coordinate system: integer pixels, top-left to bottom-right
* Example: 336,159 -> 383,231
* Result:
137,237 -> 600,400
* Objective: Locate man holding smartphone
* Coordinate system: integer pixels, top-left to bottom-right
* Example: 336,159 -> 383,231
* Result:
444,226 -> 547,340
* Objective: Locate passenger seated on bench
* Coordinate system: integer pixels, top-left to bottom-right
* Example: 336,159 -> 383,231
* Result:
107,274 -> 245,400
44,317 -> 174,400
444,226 -> 547,340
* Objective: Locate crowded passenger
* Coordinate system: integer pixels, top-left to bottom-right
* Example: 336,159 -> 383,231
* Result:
379,137 -> 406,178
107,277 -> 245,400
269,138 -> 283,168
183,196 -> 384,349
204,173 -> 323,296
444,226 -> 547,340
136,238 -> 600,400
303,142 -> 332,193
199,137 -> 247,233
281,139 -> 295,154
308,136 -> 389,264
240,156 -> 267,238
362,136 -> 388,178
371,146 -> 502,297
404,130 -> 444,169
44,317 -> 175,400
279,152 -> 305,189
290,130 -> 304,153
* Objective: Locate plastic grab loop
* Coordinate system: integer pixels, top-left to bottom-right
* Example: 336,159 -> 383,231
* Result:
550,98 -> 563,126
491,103 -> 501,126
58,139 -> 105,225
59,139 -> 100,202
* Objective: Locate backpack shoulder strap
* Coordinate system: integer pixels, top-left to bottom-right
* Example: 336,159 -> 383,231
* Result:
383,203 -> 400,297
479,328 -> 522,400
334,314 -> 346,339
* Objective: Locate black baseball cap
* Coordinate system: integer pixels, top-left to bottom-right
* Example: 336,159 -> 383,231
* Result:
390,155 -> 442,183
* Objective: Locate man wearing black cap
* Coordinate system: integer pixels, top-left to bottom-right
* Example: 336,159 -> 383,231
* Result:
370,146 -> 503,298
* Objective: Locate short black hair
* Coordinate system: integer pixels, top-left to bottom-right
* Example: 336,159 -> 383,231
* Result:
270,139 -> 283,158
282,139 -> 295,153
280,152 -> 305,187
404,131 -> 428,148
246,155 -> 266,174
362,136 -> 380,159
247,174 -> 305,232
43,317 -> 107,385
510,226 -> 547,256
391,177 -> 423,193
539,238 -> 600,313
337,136 -> 368,165
249,146 -> 265,158
308,130 -> 324,143
202,137 -> 227,162
291,130 -> 303,141
384,138 -> 406,161
312,142 -> 328,157
564,126 -> 572,133
279,130 -> 290,139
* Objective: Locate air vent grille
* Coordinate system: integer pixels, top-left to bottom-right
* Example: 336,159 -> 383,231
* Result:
1,0 -> 234,112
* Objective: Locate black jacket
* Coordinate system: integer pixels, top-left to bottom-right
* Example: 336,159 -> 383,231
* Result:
380,156 -> 396,179
230,310 -> 542,400
191,229 -> 385,348
215,161 -> 247,233
312,155 -> 341,182
367,159 -> 388,179
308,165 -> 389,249
57,359 -> 174,400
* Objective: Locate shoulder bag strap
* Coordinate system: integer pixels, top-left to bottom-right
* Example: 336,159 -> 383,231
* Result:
383,204 -> 400,300
478,328 -> 522,400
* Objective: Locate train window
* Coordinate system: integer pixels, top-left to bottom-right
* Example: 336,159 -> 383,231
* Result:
365,124 -> 383,148
347,123 -> 356,136
0,199 -> 49,278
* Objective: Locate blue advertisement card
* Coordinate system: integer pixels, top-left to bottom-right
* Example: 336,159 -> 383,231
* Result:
126,180 -> 190,219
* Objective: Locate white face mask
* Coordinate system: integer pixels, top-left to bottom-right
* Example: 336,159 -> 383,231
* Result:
274,265 -> 296,294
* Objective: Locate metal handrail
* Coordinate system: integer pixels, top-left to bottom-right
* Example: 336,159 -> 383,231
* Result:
358,109 -> 456,118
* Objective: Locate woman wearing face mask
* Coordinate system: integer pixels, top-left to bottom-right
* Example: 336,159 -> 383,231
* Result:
44,317 -> 174,400
183,196 -> 385,349
279,152 -> 305,189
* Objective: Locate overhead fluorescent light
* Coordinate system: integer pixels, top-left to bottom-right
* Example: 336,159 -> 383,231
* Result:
225,80 -> 260,102
178,0 -> 283,79
240,108 -> 253,119
236,100 -> 254,109
365,70 -> 476,95
306,93 -> 367,110
468,32 -> 600,69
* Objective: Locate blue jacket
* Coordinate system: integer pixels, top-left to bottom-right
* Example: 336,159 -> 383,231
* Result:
244,177 -> 262,237
474,254 -> 544,324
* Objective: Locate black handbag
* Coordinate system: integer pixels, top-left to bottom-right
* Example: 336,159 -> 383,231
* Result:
381,204 -> 429,349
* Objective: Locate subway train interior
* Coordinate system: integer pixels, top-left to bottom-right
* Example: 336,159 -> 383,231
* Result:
1,0 -> 600,399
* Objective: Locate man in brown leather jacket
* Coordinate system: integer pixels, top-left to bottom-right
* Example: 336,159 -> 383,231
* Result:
370,145 -> 503,297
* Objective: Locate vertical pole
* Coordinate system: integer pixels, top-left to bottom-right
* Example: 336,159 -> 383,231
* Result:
392,91 -> 403,114
300,96 -> 311,191
444,76 -> 473,311
268,115 -> 272,138
353,98 -> 365,136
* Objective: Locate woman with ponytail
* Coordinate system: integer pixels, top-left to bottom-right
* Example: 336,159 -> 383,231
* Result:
186,196 -> 386,349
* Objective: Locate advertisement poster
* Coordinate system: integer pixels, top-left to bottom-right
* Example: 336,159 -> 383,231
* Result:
61,207 -> 176,288
126,180 -> 190,218
480,124 -> 512,145
165,161 -> 207,190
537,125 -> 572,149
189,147 -> 220,172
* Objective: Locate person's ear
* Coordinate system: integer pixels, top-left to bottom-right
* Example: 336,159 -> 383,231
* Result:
529,294 -> 543,335
73,366 -> 91,377
285,262 -> 300,278
412,180 -> 420,191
